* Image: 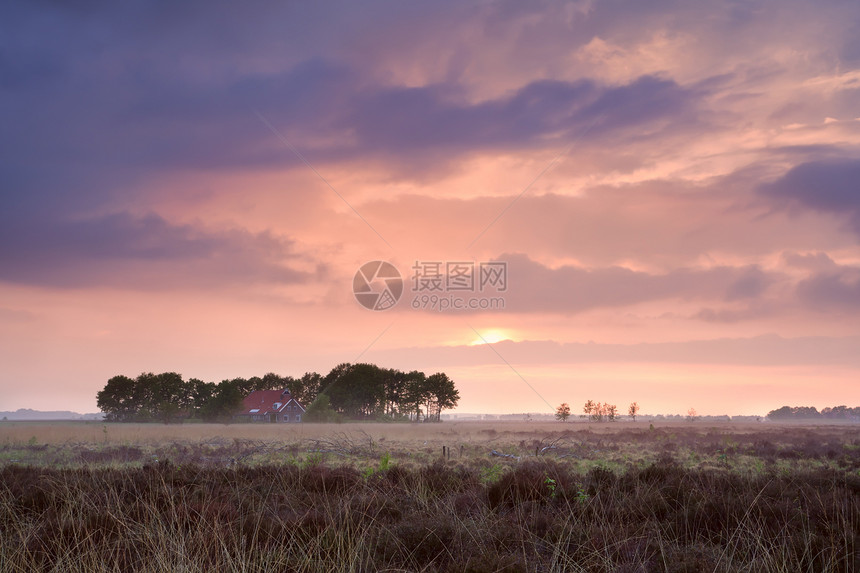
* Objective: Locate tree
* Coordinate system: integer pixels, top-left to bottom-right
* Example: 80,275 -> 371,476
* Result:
319,363 -> 459,421
130,372 -> 158,420
628,402 -> 640,421
323,363 -> 387,419
765,405 -> 849,420
149,372 -> 187,423
687,408 -> 698,422
381,368 -> 410,418
555,403 -> 571,422
402,371 -> 428,421
581,400 -> 618,422
97,372 -> 190,423
293,372 -> 323,405
95,363 -> 460,423
200,379 -> 246,422
583,400 -> 595,421
605,403 -> 618,421
304,394 -> 340,422
423,372 -> 460,422
96,375 -> 139,421
188,378 -> 216,418
260,372 -> 286,391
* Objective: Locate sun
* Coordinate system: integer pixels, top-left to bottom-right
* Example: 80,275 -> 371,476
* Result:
469,328 -> 512,345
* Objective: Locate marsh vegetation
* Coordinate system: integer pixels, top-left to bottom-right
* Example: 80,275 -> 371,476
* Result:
1,421 -> 857,572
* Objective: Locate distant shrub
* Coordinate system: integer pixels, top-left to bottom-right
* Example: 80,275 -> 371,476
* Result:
303,394 -> 341,423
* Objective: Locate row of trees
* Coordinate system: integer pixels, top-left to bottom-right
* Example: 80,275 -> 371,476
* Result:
555,401 -> 640,422
95,372 -> 319,423
767,405 -> 859,420
306,363 -> 459,422
553,403 -> 859,423
96,363 -> 459,423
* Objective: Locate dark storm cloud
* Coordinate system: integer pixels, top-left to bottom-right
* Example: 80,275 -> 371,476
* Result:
2,52 -> 698,195
840,22 -> 860,64
780,253 -> 860,312
0,3 -> 358,288
2,0 -> 856,294
0,212 -> 317,289
0,0 -> 702,188
725,266 -> 774,300
0,0 -> 708,186
796,265 -> 860,310
761,160 -> 860,236
344,75 -> 698,152
0,0 -> 709,290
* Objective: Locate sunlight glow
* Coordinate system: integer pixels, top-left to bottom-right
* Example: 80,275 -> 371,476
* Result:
470,329 -> 512,345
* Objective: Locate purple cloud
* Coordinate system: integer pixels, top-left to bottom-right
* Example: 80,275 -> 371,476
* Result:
761,160 -> 860,236
407,253 -> 783,314
796,265 -> 860,310
343,74 -> 698,153
0,212 -> 318,289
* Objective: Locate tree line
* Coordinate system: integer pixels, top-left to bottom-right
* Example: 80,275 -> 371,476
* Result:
96,363 -> 459,423
554,401 -> 640,422
306,363 -> 458,422
766,405 -> 859,421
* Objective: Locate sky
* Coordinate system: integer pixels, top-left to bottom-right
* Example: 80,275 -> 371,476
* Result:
1,0 -> 859,416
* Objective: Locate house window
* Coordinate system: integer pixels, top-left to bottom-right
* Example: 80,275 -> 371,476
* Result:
296,414 -> 301,422
284,414 -> 290,422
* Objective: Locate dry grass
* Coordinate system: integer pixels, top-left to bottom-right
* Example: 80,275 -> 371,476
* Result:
2,418 -> 855,445
0,421 -> 858,572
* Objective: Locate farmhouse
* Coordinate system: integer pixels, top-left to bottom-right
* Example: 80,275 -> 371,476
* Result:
237,389 -> 305,423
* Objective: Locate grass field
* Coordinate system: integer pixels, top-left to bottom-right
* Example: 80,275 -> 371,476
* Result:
1,420 -> 858,571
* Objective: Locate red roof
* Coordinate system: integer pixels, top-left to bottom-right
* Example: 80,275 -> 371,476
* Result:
240,389 -> 304,415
